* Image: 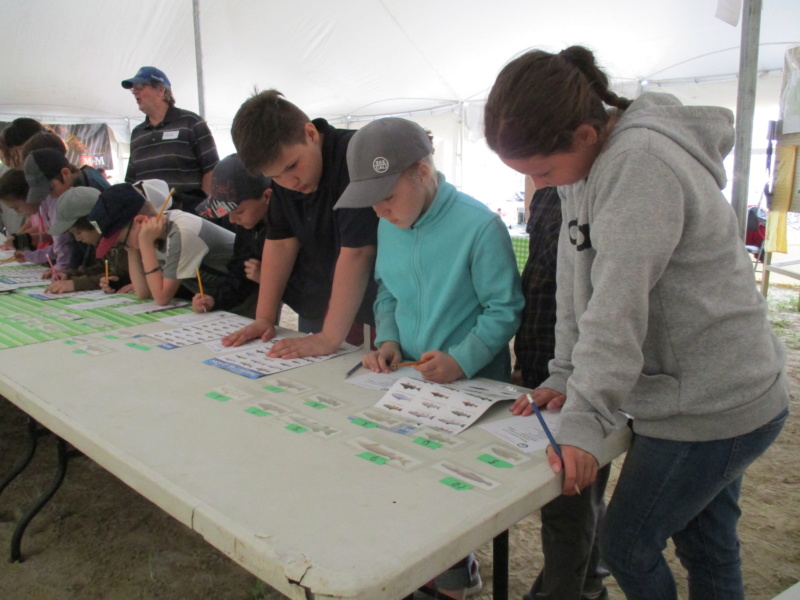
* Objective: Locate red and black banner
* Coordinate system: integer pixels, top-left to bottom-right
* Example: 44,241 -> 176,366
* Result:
0,121 -> 113,170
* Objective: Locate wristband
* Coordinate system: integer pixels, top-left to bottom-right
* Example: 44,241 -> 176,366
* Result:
143,266 -> 162,275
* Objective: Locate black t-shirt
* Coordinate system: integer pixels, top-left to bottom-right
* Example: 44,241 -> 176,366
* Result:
265,118 -> 378,322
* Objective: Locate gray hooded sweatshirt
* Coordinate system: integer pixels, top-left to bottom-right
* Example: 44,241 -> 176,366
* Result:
543,92 -> 790,461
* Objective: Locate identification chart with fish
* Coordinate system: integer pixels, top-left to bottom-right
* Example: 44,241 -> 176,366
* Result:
374,376 -> 513,434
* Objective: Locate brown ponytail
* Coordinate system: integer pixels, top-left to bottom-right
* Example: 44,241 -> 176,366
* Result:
484,46 -> 631,159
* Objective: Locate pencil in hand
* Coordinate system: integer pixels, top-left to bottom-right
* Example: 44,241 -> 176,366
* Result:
394,358 -> 431,369
196,267 -> 207,312
156,188 -> 176,221
526,393 -> 581,495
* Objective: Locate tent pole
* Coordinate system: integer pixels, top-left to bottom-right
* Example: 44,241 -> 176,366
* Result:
731,0 -> 762,241
192,0 -> 206,119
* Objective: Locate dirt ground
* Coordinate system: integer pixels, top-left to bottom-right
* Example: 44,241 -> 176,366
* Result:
0,287 -> 798,600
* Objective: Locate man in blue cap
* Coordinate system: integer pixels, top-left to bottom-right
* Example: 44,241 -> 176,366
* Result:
121,66 -> 219,213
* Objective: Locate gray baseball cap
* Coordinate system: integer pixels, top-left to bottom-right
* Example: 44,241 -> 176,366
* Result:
49,187 -> 101,235
24,148 -> 71,205
334,118 -> 433,209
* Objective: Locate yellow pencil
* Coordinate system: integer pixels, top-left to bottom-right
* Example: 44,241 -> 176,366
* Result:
394,358 -> 431,369
156,188 -> 176,221
104,259 -> 109,280
196,267 -> 205,298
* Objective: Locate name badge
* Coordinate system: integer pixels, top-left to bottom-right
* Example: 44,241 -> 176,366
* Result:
162,131 -> 179,140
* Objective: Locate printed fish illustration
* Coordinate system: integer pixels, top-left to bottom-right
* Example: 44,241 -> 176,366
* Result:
431,392 -> 448,399
490,446 -> 522,461
425,431 -> 457,445
363,410 -> 398,424
401,383 -> 421,391
392,393 -> 413,401
451,410 -> 471,418
437,417 -> 465,426
462,400 -> 478,407
442,463 -> 494,487
421,401 -> 441,410
409,411 -> 435,420
290,416 -> 336,436
358,441 -> 411,466
384,404 -> 403,412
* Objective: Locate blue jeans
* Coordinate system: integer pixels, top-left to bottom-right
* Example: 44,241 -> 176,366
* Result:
600,409 -> 787,600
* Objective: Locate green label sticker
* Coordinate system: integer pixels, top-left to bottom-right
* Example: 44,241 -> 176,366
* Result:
413,437 -> 443,449
304,401 -> 327,410
205,392 -> 231,402
357,452 -> 387,465
125,342 -> 151,351
285,424 -> 307,434
440,477 -> 474,490
477,454 -> 514,468
104,335 -> 119,339
72,349 -> 87,354
350,417 -> 378,428
63,340 -> 78,345
245,407 -> 270,417
263,385 -> 285,393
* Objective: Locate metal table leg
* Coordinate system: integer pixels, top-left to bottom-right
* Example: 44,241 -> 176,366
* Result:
10,436 -> 80,562
0,417 -> 45,501
493,529 -> 509,600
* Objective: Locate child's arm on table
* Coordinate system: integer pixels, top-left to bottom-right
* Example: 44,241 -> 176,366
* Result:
222,237 -> 299,347
268,244 -> 376,359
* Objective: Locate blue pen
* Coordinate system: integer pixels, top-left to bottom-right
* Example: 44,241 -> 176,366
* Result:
526,393 -> 581,494
345,361 -> 363,378
526,392 -> 563,460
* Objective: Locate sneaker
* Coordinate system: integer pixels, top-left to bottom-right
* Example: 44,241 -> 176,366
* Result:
466,558 -> 482,596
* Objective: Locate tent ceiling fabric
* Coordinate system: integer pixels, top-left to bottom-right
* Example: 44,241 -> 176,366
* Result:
1,0 -> 798,133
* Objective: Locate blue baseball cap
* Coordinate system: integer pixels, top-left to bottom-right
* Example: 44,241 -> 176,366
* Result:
121,66 -> 171,89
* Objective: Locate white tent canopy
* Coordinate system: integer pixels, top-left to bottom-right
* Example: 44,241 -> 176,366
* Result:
1,0 -> 798,203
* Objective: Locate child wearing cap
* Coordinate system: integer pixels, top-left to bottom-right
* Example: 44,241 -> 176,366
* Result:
0,169 -> 45,254
190,154 -> 273,317
21,148 -> 110,275
87,182 -> 235,307
43,186 -> 108,293
221,90 -> 378,358
337,117 -> 523,599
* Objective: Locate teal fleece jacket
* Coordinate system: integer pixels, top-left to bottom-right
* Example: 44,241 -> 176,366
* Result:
544,92 -> 790,460
374,174 -> 523,382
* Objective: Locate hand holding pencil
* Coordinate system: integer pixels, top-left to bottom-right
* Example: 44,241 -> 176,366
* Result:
511,388 -> 596,495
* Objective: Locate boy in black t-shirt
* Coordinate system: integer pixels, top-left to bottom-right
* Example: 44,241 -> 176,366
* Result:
222,90 -> 378,358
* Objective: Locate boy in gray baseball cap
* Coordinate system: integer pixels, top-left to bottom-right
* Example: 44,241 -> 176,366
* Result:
340,117 -> 524,599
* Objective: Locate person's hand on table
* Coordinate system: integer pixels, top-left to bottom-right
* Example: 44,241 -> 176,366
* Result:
363,341 -> 402,374
99,275 -> 116,294
222,317 -> 275,347
116,283 -> 134,294
415,350 -> 464,384
510,387 -> 565,415
13,250 -> 26,263
243,258 -> 261,283
42,268 -> 65,280
268,331 -> 339,359
45,279 -> 75,293
192,293 -> 214,313
551,445 -> 598,496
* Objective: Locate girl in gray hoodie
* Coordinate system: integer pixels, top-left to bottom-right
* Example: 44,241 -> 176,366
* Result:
485,46 -> 789,600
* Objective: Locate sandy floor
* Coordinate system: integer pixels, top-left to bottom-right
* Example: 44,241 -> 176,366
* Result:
0,287 -> 798,600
